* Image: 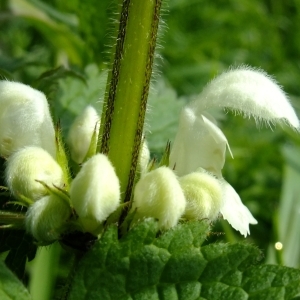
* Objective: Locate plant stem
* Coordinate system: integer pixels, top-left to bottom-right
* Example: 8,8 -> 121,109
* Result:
29,243 -> 60,300
99,0 -> 162,204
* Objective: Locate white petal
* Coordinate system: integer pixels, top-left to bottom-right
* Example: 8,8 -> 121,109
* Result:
190,67 -> 299,129
169,107 -> 230,177
220,181 -> 257,237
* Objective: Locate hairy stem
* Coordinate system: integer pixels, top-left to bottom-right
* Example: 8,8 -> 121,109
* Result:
99,0 -> 162,204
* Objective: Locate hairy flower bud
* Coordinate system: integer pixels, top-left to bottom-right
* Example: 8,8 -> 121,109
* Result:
138,140 -> 150,176
67,105 -> 100,164
179,171 -> 222,220
25,195 -> 71,243
131,167 -> 186,229
70,154 -> 120,233
5,147 -> 65,201
0,81 -> 56,157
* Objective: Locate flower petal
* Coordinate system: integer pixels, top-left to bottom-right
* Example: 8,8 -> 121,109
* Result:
220,181 -> 257,237
190,67 -> 299,129
169,107 -> 230,177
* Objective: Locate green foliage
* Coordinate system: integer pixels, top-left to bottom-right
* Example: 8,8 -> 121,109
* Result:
0,260 -> 32,300
68,220 -> 300,300
0,230 -> 36,279
146,79 -> 186,154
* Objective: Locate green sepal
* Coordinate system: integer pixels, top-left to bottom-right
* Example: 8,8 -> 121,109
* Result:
82,122 -> 99,163
158,140 -> 171,167
35,179 -> 71,206
14,193 -> 34,207
0,211 -> 25,229
55,122 -> 71,190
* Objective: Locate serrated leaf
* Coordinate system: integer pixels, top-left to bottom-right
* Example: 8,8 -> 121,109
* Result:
146,79 -> 187,153
0,260 -> 31,300
68,220 -> 300,300
53,64 -> 107,136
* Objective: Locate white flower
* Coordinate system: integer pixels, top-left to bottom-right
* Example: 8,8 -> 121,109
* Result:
131,166 -> 186,230
67,105 -> 100,164
169,67 -> 299,237
5,146 -> 65,202
70,154 -> 120,233
0,81 -> 56,157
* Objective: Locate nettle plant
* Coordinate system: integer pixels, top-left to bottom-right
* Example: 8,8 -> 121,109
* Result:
1,1 -> 300,300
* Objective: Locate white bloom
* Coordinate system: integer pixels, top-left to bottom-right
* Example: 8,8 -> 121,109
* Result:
0,81 -> 56,157
5,146 -> 65,201
70,154 -> 120,233
26,194 -> 71,243
67,105 -> 100,164
131,167 -> 186,230
170,67 -> 299,236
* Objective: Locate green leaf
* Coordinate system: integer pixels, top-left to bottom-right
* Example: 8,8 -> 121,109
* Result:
0,230 -> 37,279
53,64 -> 106,134
68,220 -> 300,299
0,260 -> 31,300
146,79 -> 187,154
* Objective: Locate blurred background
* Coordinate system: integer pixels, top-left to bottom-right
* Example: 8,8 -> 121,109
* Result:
1,0 -> 300,297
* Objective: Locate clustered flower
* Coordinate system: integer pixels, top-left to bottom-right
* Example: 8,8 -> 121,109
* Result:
0,66 -> 298,243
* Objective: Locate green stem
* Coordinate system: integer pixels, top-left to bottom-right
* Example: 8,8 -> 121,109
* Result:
99,0 -> 162,204
29,243 -> 60,300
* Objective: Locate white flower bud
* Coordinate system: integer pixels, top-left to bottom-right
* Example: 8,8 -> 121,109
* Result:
5,147 -> 65,201
70,154 -> 120,233
0,81 -> 56,157
67,105 -> 100,164
25,195 -> 71,243
179,171 -> 222,220
131,167 -> 186,230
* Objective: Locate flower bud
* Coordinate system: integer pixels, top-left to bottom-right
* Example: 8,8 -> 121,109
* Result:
67,105 -> 100,164
138,140 -> 150,176
70,154 -> 120,233
0,81 -> 56,157
25,195 -> 71,243
179,171 -> 222,220
5,147 -> 65,201
131,167 -> 186,229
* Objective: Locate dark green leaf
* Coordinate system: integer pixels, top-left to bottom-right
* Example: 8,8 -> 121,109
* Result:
67,220 -> 300,300
0,230 -> 37,279
0,260 -> 31,300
